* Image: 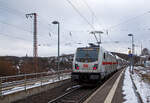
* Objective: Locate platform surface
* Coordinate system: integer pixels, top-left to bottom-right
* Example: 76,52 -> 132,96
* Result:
84,69 -> 125,103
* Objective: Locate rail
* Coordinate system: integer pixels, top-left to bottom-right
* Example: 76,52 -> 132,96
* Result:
0,70 -> 71,96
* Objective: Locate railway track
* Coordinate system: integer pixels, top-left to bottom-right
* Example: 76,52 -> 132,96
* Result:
48,69 -> 124,103
48,85 -> 99,103
12,69 -> 124,103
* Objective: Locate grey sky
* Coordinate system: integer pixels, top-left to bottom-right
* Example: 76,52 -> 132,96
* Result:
0,0 -> 150,57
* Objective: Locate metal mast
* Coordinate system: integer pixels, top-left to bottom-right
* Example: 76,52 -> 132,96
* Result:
26,13 -> 38,73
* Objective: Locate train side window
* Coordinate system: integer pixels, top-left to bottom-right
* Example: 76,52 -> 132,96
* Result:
103,53 -> 106,59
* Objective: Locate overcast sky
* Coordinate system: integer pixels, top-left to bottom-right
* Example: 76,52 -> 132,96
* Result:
0,0 -> 150,57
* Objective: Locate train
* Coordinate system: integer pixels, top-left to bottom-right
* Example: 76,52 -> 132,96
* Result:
71,44 -> 125,85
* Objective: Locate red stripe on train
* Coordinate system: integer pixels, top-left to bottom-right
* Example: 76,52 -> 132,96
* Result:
102,62 -> 117,65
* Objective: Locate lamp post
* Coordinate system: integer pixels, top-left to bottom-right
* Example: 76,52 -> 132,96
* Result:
128,34 -> 134,73
149,40 -> 150,52
52,21 -> 60,80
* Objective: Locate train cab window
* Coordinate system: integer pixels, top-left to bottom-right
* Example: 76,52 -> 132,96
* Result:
76,48 -> 99,62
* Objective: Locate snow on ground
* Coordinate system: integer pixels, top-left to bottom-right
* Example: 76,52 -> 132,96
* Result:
132,66 -> 150,103
2,74 -> 70,95
134,66 -> 150,75
122,67 -> 138,103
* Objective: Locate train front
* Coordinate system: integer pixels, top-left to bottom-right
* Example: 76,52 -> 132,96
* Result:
71,47 -> 101,84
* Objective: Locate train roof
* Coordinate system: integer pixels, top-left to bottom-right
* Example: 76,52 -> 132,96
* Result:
77,46 -> 111,55
77,47 -> 99,49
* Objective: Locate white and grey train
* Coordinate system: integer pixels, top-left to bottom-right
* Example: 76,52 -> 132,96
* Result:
71,45 -> 125,84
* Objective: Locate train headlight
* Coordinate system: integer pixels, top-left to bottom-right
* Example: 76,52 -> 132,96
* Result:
93,64 -> 98,70
75,64 -> 79,70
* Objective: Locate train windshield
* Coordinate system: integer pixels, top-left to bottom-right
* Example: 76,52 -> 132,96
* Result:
76,48 -> 99,62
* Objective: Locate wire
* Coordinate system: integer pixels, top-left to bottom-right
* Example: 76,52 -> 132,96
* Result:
107,12 -> 150,51
0,20 -> 32,33
100,11 -> 150,53
82,0 -> 103,27
0,1 -> 51,36
66,0 -> 94,29
65,0 -> 99,43
0,33 -> 32,42
108,11 -> 149,30
0,1 -> 25,18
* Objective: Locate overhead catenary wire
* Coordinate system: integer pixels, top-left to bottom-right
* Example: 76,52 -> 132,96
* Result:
81,0 -> 110,35
0,0 -> 99,47
82,0 -> 95,25
1,0 -> 147,54
0,32 -> 53,47
82,0 -> 103,27
0,1 -> 51,34
0,1 -> 25,18
64,1 -> 150,54
0,20 -> 32,33
106,11 -> 150,53
81,0 -> 110,46
0,33 -> 32,42
0,2 -> 53,45
0,17 -> 52,43
108,11 -> 150,30
65,0 -> 99,43
97,11 -> 150,53
66,0 -> 94,29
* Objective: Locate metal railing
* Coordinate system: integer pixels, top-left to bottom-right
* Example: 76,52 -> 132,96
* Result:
0,70 -> 71,96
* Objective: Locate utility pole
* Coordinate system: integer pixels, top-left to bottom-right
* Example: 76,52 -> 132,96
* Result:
26,13 -> 38,73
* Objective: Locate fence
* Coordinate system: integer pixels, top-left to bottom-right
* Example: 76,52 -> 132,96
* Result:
0,70 -> 71,96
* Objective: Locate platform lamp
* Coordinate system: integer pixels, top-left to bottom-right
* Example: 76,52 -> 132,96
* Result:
52,21 -> 60,80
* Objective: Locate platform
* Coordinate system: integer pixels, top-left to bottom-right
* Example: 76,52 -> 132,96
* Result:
84,68 -> 125,103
